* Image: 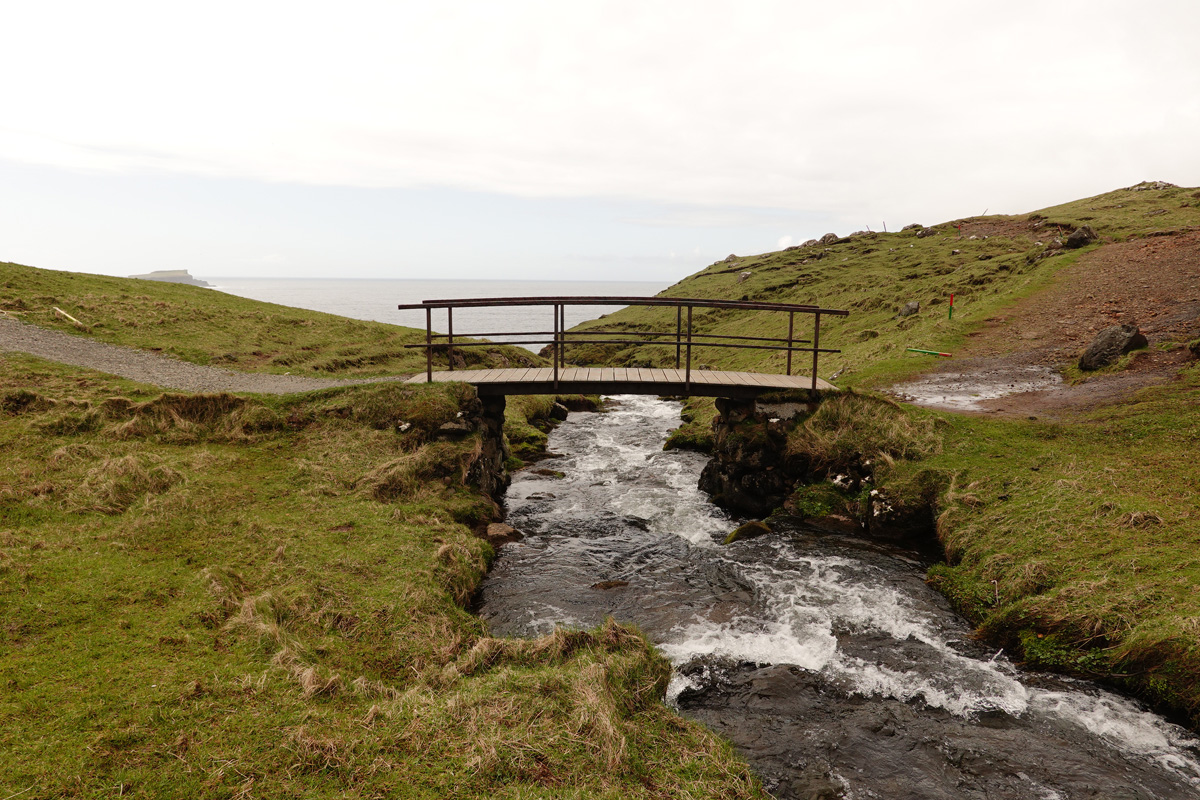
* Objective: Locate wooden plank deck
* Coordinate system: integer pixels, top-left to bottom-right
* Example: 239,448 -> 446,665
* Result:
406,368 -> 836,398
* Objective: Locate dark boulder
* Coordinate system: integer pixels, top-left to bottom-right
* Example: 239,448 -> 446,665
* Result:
1078,324 -> 1148,371
1065,225 -> 1099,248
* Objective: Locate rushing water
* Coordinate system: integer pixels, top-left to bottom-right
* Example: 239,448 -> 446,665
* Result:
477,396 -> 1200,799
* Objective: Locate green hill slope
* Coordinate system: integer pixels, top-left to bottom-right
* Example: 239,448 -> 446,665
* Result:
1,262 -> 538,376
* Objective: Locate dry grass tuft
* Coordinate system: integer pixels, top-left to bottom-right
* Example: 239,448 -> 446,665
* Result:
69,453 -> 184,513
106,393 -> 284,442
1120,510 -> 1164,528
286,726 -> 346,774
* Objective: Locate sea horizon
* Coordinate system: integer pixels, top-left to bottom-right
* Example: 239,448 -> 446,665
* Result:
207,276 -> 671,348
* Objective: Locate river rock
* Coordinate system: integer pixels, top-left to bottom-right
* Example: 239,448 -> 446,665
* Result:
484,522 -> 523,545
1065,225 -> 1098,248
1078,324 -> 1148,370
723,520 -> 772,545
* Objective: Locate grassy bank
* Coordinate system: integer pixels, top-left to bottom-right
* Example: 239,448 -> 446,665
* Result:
0,264 -> 764,798
1,261 -> 540,376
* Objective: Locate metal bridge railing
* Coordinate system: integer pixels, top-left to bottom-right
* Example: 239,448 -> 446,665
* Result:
396,296 -> 849,392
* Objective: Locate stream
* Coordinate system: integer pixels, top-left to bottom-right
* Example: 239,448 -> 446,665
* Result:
476,395 -> 1200,799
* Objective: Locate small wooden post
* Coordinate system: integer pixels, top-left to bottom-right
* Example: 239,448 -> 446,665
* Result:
811,312 -> 821,391
553,303 -> 560,390
447,307 -> 454,372
786,311 -> 795,376
425,306 -> 433,382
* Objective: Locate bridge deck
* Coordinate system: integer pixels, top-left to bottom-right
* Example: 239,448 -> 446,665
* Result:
405,367 -> 836,398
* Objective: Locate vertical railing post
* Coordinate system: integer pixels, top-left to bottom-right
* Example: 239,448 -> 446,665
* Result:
811,312 -> 821,391
786,311 -> 795,376
553,303 -> 560,390
560,305 -> 566,368
424,306 -> 433,382
447,307 -> 454,372
675,306 -> 682,369
684,305 -> 693,393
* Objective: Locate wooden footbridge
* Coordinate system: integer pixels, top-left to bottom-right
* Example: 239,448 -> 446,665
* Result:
398,296 -> 848,400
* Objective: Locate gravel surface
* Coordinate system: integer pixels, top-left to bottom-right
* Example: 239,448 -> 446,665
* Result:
0,317 -> 410,394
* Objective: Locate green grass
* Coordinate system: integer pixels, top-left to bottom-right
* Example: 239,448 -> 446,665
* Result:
1,261 -> 541,376
0,351 -> 764,799
901,362 -> 1200,723
567,182 -> 1200,391
574,183 -> 1200,727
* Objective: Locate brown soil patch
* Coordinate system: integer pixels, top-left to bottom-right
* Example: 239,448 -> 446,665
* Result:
892,231 -> 1200,418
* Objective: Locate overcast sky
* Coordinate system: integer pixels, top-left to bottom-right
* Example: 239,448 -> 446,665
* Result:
2,1 -> 1198,282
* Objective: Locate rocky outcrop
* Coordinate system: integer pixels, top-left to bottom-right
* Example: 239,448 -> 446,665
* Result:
698,396 -> 818,516
1078,324 -> 1148,371
819,233 -> 840,246
465,395 -> 511,497
1065,225 -> 1098,249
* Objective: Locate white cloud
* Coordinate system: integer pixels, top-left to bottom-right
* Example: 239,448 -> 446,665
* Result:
2,0 -> 1199,231
777,235 -> 793,250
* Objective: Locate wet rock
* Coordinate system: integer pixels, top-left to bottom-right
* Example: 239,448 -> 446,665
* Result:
1078,323 -> 1148,371
466,395 -> 511,497
723,520 -> 772,544
1065,224 -> 1099,248
483,522 -> 522,546
819,233 -> 840,245
897,301 -> 920,317
590,580 -> 629,590
549,401 -> 569,421
624,515 -> 652,531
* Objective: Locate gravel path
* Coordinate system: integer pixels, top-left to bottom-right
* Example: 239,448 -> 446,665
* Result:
0,317 -> 410,394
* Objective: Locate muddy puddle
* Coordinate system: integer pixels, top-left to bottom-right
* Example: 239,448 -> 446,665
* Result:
888,365 -> 1061,412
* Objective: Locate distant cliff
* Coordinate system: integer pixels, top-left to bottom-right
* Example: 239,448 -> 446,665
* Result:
128,269 -> 213,287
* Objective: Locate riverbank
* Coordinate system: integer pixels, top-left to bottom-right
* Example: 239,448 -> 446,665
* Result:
0,265 -> 765,798
584,182 -> 1200,732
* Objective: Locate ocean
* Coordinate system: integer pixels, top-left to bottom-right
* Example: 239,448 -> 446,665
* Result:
208,278 -> 669,350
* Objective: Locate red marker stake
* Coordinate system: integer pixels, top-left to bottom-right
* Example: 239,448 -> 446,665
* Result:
949,293 -> 955,320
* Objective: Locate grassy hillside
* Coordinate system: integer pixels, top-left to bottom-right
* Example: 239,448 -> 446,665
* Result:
0,262 -> 539,376
573,181 -> 1200,727
0,268 -> 763,799
569,181 -> 1200,388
